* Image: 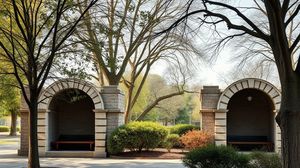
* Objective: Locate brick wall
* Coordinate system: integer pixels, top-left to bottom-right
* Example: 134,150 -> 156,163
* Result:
202,112 -> 215,133
18,111 -> 29,156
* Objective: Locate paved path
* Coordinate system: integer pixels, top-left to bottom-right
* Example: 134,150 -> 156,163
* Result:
0,133 -> 185,168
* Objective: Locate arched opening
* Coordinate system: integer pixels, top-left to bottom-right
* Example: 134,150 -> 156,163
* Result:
48,88 -> 95,151
227,88 -> 275,151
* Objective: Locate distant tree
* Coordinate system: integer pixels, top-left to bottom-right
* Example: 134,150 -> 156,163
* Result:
135,63 -> 196,121
0,1 -> 98,167
0,74 -> 20,136
175,95 -> 194,124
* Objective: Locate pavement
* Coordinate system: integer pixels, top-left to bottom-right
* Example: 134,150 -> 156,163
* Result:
0,132 -> 185,168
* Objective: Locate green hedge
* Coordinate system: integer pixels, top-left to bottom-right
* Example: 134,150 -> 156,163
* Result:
169,124 -> 200,136
0,126 -> 20,132
0,126 -> 10,132
250,151 -> 282,168
108,121 -> 168,154
183,145 -> 251,168
162,134 -> 180,152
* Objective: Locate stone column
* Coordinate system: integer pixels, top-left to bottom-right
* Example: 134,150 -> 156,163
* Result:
200,86 -> 221,144
99,85 -> 125,157
18,110 -> 29,156
94,109 -> 107,157
18,87 -> 30,156
37,109 -> 47,156
214,110 -> 227,146
200,109 -> 215,133
274,110 -> 281,153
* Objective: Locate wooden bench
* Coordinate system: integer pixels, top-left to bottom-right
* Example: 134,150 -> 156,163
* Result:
227,141 -> 273,151
52,135 -> 95,151
53,141 -> 95,150
227,136 -> 274,151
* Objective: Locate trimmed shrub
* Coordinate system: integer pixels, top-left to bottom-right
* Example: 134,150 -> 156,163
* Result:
17,126 -> 20,132
180,130 -> 213,149
163,134 -> 180,152
108,121 -> 168,154
250,151 -> 282,168
0,126 -> 9,132
183,145 -> 251,168
169,124 -> 199,136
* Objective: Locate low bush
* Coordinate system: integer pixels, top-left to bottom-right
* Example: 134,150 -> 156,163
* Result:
250,151 -> 282,168
162,134 -> 180,152
0,126 -> 9,132
183,145 -> 251,168
169,124 -> 199,136
108,121 -> 168,154
180,130 -> 213,149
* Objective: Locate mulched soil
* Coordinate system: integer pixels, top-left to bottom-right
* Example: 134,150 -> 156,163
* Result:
110,148 -> 188,159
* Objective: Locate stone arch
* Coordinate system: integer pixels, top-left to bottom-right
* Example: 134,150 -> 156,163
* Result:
38,78 -> 104,110
36,78 -> 106,157
214,78 -> 281,152
217,78 -> 281,111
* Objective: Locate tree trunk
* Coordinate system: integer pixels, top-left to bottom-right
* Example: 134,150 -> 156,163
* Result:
276,74 -> 300,168
106,74 -> 120,86
9,109 -> 17,136
124,86 -> 134,123
28,98 -> 40,168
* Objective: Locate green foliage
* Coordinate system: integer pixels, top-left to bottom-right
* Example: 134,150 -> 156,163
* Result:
250,151 -> 282,168
183,145 -> 251,168
169,124 -> 200,136
120,74 -> 150,120
108,121 -> 168,154
0,66 -> 21,117
162,134 -> 180,152
175,95 -> 194,124
0,126 -> 9,132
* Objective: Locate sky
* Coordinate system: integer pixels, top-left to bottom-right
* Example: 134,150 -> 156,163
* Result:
150,0 -> 282,90
150,48 -> 236,89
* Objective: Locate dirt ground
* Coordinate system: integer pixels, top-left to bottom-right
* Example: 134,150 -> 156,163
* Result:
111,148 -> 187,159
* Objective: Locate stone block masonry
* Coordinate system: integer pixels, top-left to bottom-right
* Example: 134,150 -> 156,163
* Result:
200,78 -> 282,153
18,79 -> 125,158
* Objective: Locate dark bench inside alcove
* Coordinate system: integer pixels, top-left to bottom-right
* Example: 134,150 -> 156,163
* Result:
52,135 -> 95,151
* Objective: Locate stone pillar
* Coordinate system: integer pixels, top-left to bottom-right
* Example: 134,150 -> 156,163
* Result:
94,109 -> 107,157
37,109 -> 47,156
200,86 -> 221,144
99,85 -> 125,156
214,110 -> 227,146
18,87 -> 30,156
274,110 -> 281,153
200,110 -> 215,133
18,110 -> 29,156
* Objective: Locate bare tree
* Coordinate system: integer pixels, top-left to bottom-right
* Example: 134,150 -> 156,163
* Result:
0,1 -> 97,167
65,0 -> 201,122
229,0 -> 300,85
164,0 -> 300,167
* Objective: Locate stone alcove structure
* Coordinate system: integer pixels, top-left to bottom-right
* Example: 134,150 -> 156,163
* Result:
19,78 -> 125,157
201,78 -> 281,152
